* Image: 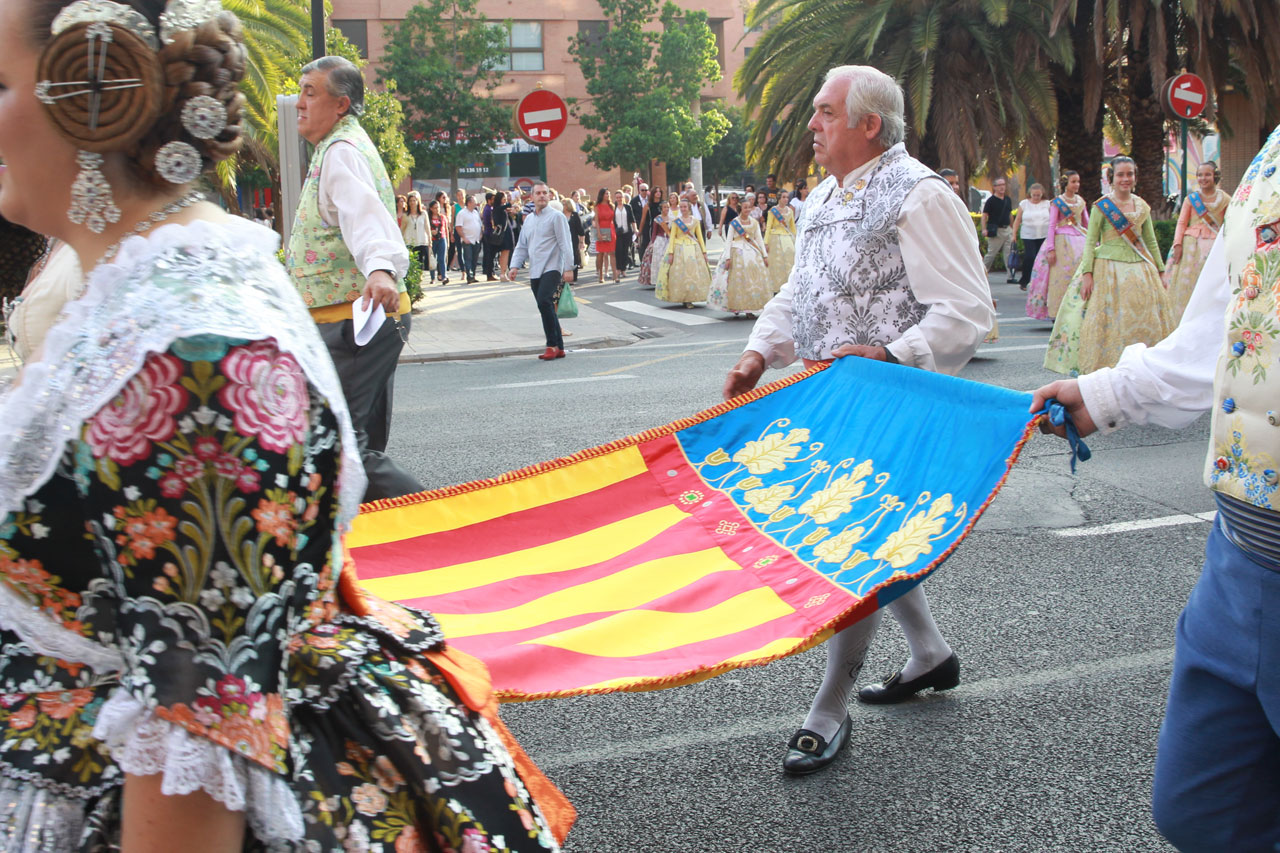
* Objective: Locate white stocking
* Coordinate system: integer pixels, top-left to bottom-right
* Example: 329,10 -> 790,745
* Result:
800,609 -> 883,741
887,585 -> 952,681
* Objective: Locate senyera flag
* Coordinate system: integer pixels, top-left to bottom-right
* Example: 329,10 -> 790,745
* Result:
349,358 -> 1038,701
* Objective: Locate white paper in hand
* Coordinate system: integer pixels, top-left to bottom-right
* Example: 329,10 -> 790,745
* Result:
351,297 -> 387,347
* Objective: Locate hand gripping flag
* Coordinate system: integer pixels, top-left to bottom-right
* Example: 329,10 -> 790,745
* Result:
349,358 -> 1038,701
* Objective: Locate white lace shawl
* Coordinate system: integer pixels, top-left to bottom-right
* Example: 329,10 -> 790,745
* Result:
0,217 -> 364,841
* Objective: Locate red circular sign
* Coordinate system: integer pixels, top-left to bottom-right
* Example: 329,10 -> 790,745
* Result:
1165,73 -> 1208,119
515,89 -> 568,145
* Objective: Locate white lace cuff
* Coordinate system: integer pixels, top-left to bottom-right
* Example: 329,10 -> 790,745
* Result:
91,689 -> 304,843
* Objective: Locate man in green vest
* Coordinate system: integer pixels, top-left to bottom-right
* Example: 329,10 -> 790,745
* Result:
286,56 -> 424,501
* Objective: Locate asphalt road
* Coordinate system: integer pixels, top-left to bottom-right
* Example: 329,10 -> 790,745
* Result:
385,263 -> 1205,853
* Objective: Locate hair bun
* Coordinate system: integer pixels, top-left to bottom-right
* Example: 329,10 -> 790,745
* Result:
37,23 -> 165,154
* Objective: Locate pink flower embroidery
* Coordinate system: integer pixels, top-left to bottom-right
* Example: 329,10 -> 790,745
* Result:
217,341 -> 310,454
304,249 -> 318,264
86,353 -> 188,465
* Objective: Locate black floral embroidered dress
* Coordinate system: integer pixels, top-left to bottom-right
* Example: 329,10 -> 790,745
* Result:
0,220 -> 564,853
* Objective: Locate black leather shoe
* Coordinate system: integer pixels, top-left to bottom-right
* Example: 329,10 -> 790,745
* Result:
782,715 -> 851,775
857,653 -> 960,705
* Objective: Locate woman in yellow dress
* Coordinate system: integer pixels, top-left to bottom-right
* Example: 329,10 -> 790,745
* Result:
763,190 -> 797,294
708,193 -> 771,316
1045,157 -> 1175,375
1164,161 -> 1230,319
656,198 -> 711,306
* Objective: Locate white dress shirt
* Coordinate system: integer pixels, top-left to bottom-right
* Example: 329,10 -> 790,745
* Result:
746,152 -> 994,375
1077,235 -> 1224,432
455,207 -> 483,243
316,142 -> 409,280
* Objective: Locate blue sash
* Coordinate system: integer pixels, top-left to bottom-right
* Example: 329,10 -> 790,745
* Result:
1096,196 -> 1156,267
1187,191 -> 1221,229
730,217 -> 747,236
674,217 -> 693,237
1051,197 -> 1073,221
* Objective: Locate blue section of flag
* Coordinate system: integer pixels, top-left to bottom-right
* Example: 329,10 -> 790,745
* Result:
676,357 -> 1033,596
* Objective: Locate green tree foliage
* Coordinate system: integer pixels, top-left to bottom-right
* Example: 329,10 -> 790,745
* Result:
737,0 -> 1071,187
377,0 -> 512,190
321,29 -> 414,184
221,0 -> 311,163
570,0 -> 730,173
702,103 -> 749,188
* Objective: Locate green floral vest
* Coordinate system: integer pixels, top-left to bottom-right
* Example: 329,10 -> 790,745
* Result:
285,115 -> 403,308
1206,122 -> 1280,509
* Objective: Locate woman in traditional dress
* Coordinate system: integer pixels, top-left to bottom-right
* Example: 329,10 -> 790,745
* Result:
593,187 -> 616,283
638,191 -> 670,289
763,190 -> 797,294
1045,157 -> 1175,375
708,193 -> 771,316
656,198 -> 710,307
0,1 -> 572,848
1025,170 -> 1089,320
1164,161 -> 1229,319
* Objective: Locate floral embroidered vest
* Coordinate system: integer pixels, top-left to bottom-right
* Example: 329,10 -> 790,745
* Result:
1205,124 -> 1280,508
789,143 -> 941,360
285,115 -> 402,308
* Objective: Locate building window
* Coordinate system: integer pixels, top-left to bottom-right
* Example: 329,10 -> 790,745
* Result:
577,20 -> 607,53
744,9 -> 760,34
708,18 -> 725,71
331,19 -> 368,58
493,21 -> 543,71
744,45 -> 753,58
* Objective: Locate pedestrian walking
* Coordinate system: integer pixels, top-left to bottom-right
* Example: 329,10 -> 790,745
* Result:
286,55 -> 424,500
719,192 -> 741,237
631,184 -> 648,266
427,198 -> 449,284
708,192 -> 770,316
656,198 -> 711,306
613,189 -> 636,279
1026,170 -> 1089,320
454,194 -> 484,283
491,190 -> 516,279
1164,161 -> 1229,319
567,198 -> 586,279
721,64 -> 993,776
450,187 -> 466,271
1045,156 -> 1174,375
637,187 -> 668,288
764,189 -> 797,294
506,184 -> 574,361
1031,122 -> 1280,853
1011,182 -> 1050,289
981,177 -> 1015,276
594,188 -> 617,282
401,191 -> 429,274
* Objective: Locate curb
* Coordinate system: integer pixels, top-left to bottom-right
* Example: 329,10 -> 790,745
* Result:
398,333 -> 642,364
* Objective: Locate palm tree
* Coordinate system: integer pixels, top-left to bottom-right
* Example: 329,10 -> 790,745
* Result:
736,0 -> 1072,191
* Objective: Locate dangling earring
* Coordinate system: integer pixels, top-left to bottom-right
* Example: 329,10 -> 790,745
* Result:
67,151 -> 121,234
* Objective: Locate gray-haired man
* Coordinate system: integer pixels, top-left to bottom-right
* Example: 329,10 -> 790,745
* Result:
506,184 -> 574,360
285,56 -> 424,501
723,64 -> 994,775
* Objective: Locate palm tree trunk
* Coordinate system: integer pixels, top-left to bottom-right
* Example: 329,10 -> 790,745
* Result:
1055,69 -> 1102,199
1129,70 -> 1169,217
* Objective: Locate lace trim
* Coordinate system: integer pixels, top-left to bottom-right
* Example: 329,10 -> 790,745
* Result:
0,579 -> 123,675
92,689 -> 304,843
0,218 -> 365,547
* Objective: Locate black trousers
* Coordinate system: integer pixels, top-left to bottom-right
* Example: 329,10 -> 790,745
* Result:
530,270 -> 564,350
615,231 -> 633,272
482,241 -> 496,277
1019,237 -> 1044,285
317,313 -> 425,501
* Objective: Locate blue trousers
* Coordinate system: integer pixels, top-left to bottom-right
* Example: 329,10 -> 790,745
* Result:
1152,521 -> 1280,852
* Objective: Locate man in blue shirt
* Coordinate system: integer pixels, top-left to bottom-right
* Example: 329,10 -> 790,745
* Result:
506,184 -> 575,360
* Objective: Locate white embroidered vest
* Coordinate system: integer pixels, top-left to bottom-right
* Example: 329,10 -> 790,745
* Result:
789,143 -> 943,361
1204,123 -> 1280,508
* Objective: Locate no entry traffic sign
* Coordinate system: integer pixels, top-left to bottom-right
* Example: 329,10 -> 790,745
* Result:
1164,73 -> 1209,120
516,89 -> 568,145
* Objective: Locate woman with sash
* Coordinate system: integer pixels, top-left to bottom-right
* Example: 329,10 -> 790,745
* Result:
1164,161 -> 1229,318
656,198 -> 711,306
1045,157 -> 1175,374
637,187 -> 668,288
708,193 -> 771,316
1026,171 -> 1089,320
764,190 -> 797,294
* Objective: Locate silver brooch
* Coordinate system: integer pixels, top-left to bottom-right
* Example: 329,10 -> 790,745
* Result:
51,0 -> 158,47
159,0 -> 222,44
180,95 -> 227,139
154,140 -> 203,184
68,151 -> 122,233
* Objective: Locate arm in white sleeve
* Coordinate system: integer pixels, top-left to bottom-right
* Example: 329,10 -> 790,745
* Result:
888,180 -> 995,375
744,278 -> 797,368
1077,234 -> 1227,432
317,143 -> 409,281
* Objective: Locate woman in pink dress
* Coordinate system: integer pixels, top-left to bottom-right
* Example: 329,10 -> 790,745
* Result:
1025,170 -> 1089,320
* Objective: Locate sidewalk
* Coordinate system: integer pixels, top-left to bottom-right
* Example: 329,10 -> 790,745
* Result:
398,276 -> 647,363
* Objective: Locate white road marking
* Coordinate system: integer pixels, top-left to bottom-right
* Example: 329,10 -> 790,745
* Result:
977,343 -> 1049,353
607,301 -> 723,325
1053,512 -> 1217,537
469,374 -> 638,390
536,647 -> 1175,769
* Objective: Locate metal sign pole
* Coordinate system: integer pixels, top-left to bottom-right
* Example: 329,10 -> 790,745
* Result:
1180,119 -> 1189,209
